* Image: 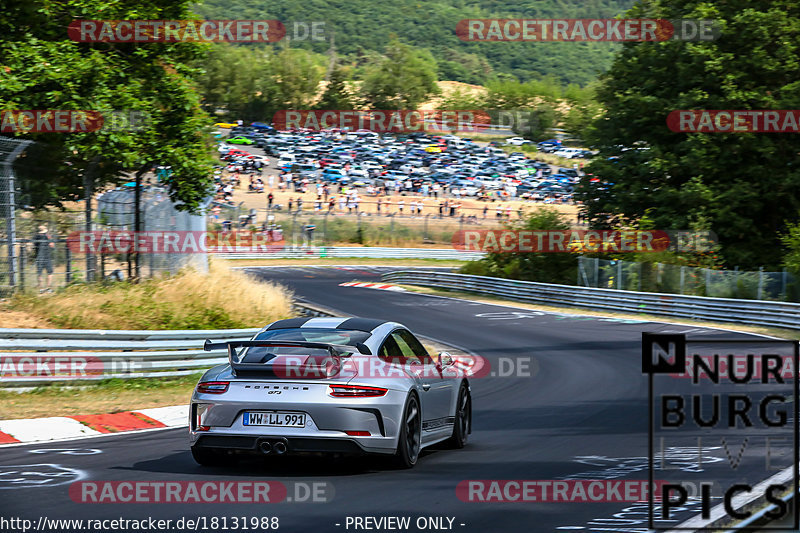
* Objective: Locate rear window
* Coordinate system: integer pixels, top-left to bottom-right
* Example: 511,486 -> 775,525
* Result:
238,328 -> 372,363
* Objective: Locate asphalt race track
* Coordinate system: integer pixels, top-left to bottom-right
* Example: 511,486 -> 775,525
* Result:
0,266 -> 794,533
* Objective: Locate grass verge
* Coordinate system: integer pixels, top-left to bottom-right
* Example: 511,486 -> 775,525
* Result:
0,374 -> 203,420
8,260 -> 293,329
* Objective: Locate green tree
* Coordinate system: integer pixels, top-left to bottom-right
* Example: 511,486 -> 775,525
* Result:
316,65 -> 356,109
193,44 -> 274,121
360,39 -> 440,109
781,218 -> 800,274
1,0 -> 214,213
269,47 -> 326,109
577,1 -> 800,269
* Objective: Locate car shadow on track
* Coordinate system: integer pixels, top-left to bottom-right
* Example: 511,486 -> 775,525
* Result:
116,450 -> 439,477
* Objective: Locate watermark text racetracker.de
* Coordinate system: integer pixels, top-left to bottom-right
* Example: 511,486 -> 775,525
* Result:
263,353 -> 533,380
68,20 -> 326,43
456,480 -> 667,502
451,230 -> 717,253
69,480 -> 332,503
0,110 -> 151,133
0,355 -> 162,380
667,110 -> 800,133
456,19 -> 719,41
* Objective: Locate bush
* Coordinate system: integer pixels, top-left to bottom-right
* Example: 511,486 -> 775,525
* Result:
459,207 -> 578,284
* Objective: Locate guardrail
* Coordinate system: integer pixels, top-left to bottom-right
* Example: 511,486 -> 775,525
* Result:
381,270 -> 800,330
0,304 -> 337,386
214,246 -> 485,261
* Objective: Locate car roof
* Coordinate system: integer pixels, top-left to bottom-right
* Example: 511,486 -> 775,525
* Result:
263,316 -> 390,333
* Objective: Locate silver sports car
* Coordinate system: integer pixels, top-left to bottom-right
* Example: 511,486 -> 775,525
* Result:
189,316 -> 472,468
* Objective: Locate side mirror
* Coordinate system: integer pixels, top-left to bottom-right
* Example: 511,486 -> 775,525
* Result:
437,351 -> 454,369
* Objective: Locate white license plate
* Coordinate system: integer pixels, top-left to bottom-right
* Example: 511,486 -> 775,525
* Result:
243,411 -> 306,427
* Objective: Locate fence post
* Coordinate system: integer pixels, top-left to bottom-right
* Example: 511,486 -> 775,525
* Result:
18,243 -> 25,291
65,242 -> 71,284
705,268 -> 711,297
780,269 -> 787,301
322,213 -> 328,246
638,262 -> 642,291
577,256 -> 583,286
757,267 -> 764,300
680,266 -> 685,294
616,260 -> 622,289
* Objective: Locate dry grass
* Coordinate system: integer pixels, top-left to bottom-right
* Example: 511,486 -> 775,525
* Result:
0,375 -> 201,420
11,260 -> 293,330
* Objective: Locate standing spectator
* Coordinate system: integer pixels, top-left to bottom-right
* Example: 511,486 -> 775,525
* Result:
397,199 -> 404,215
267,191 -> 274,210
376,198 -> 382,215
483,205 -> 488,219
506,204 -> 512,219
296,197 -> 303,213
288,198 -> 294,212
33,225 -> 54,292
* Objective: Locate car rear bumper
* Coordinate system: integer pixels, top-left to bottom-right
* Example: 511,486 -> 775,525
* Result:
192,434 -> 394,455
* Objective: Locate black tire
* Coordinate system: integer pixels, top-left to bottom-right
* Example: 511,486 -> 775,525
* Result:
392,393 -> 422,469
191,446 -> 229,466
445,383 -> 471,449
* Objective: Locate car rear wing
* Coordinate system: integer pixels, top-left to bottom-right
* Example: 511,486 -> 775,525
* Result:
203,339 -> 370,373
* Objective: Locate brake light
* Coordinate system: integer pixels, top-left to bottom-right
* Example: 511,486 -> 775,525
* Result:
196,381 -> 229,394
328,384 -> 388,397
345,431 -> 371,436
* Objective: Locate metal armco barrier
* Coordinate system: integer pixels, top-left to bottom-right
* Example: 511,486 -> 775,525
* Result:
214,246 -> 485,261
0,328 -> 259,386
381,270 -> 800,330
0,304 -> 333,386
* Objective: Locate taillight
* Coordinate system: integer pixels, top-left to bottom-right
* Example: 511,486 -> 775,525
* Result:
196,381 -> 229,394
328,384 -> 388,397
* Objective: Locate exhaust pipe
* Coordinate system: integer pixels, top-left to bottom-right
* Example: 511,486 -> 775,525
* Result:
273,441 -> 288,455
258,441 -> 272,454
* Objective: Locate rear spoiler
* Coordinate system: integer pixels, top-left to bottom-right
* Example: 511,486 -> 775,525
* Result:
203,339 -> 370,373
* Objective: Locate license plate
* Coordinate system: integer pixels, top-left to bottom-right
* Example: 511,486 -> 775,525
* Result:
243,411 -> 306,427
